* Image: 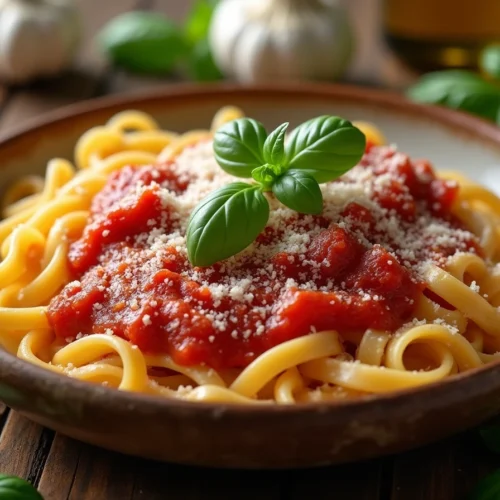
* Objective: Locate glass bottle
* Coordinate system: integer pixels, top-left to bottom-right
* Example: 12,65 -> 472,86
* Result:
384,0 -> 500,71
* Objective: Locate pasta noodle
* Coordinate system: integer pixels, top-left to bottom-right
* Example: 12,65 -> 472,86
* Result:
1,106 -> 500,405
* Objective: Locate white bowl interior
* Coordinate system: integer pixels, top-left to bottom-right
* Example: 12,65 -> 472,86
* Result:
1,95 -> 499,195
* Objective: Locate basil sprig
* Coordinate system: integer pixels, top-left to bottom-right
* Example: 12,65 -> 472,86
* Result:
187,116 -> 365,267
272,170 -> 324,215
0,474 -> 43,500
407,70 -> 500,124
284,116 -> 367,183
213,119 -> 268,176
186,183 -> 269,267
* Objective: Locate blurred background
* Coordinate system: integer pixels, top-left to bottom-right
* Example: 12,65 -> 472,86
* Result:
1,0 -> 500,130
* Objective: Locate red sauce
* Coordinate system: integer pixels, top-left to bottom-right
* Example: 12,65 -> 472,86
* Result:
47,146 -> 478,369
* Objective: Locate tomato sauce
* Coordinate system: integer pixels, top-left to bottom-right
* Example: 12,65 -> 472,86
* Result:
47,146 -> 477,369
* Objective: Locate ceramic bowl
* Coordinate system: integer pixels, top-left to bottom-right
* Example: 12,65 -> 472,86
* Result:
1,83 -> 500,469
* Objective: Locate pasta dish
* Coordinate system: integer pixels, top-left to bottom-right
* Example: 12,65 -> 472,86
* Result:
1,106 -> 499,405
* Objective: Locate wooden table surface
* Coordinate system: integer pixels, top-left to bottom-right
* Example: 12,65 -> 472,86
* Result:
0,1 -> 498,499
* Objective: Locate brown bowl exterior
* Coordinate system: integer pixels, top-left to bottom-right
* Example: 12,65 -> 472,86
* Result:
3,349 -> 500,468
1,83 -> 500,468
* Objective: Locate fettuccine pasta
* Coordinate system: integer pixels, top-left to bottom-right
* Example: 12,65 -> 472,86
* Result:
1,106 -> 499,405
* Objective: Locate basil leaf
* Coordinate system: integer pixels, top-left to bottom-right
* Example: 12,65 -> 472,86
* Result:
263,122 -> 288,166
183,1 -> 222,82
284,116 -> 366,183
481,45 -> 500,80
188,39 -> 223,82
184,0 -> 217,46
272,171 -> 323,215
407,70 -> 500,123
0,475 -> 43,500
99,12 -> 187,74
251,164 -> 284,190
187,183 -> 269,266
213,118 -> 268,177
407,70 -> 483,104
468,469 -> 500,500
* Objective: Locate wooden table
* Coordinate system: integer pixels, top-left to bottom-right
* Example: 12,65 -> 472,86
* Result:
0,1 -> 498,499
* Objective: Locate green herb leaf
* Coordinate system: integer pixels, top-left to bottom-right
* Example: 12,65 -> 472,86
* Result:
481,45 -> 500,80
0,474 -> 43,500
284,116 -> 366,183
183,1 -> 222,81
187,38 -> 223,82
187,183 -> 269,266
263,122 -> 289,166
407,70 -> 500,123
184,0 -> 218,46
99,12 -> 187,74
190,113 -> 366,265
251,164 -> 284,190
468,469 -> 500,500
407,70 -> 483,103
213,118 -> 268,177
272,170 -> 323,215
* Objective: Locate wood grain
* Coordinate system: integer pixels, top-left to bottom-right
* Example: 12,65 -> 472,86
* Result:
286,459 -> 386,500
132,462 -> 282,500
391,433 -> 499,500
0,86 -> 7,107
37,435 -> 83,500
68,445 -> 136,500
0,412 -> 53,482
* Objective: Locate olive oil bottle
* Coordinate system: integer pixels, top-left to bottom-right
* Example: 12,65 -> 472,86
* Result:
384,0 -> 500,71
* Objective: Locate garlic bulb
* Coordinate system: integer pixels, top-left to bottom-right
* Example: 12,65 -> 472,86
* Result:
0,0 -> 80,83
209,0 -> 354,83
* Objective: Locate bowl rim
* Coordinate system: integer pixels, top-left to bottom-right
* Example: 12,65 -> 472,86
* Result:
1,81 -> 500,416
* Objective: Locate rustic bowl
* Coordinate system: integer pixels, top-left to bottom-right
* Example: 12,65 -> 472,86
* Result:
1,83 -> 500,469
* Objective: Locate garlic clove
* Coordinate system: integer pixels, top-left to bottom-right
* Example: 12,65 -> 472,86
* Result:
0,0 -> 81,84
209,0 -> 248,79
209,0 -> 354,83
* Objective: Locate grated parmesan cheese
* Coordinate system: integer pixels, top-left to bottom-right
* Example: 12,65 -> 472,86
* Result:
65,142 -> 481,344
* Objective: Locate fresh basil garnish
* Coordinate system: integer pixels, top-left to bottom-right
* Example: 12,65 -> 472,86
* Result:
284,116 -> 366,183
272,171 -> 323,215
407,70 -> 500,124
251,164 -> 285,190
263,122 -> 288,165
186,115 -> 365,266
187,182 -> 269,267
213,119 -> 268,177
0,475 -> 43,500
